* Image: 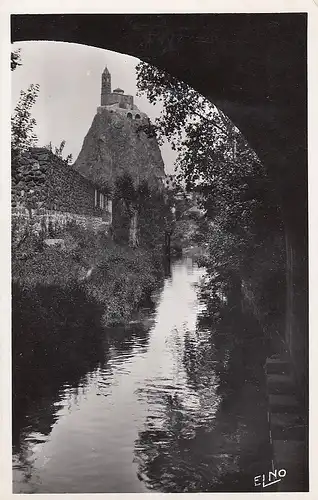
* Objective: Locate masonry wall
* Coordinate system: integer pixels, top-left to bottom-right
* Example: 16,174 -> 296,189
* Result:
12,206 -> 106,238
12,147 -> 106,215
11,148 -> 111,239
101,93 -> 134,109
47,158 -> 97,215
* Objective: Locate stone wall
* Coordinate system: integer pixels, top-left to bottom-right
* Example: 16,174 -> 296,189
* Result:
12,148 -> 111,239
101,92 -> 134,109
12,147 -> 109,216
12,206 -> 106,240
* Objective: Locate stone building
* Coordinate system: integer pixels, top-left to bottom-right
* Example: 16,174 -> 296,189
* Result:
12,65 -> 166,239
74,66 -> 165,191
100,66 -> 142,119
12,148 -> 112,238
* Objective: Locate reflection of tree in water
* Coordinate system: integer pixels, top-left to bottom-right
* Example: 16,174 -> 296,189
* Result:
13,358 -> 107,489
13,346 -> 106,449
13,301 -> 154,487
13,374 -> 94,491
134,301 -> 271,492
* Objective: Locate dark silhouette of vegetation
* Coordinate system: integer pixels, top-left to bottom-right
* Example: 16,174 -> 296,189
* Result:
44,140 -> 73,165
12,221 -> 164,452
112,173 -> 172,257
11,49 -> 22,71
136,61 -> 285,330
11,83 -> 40,164
11,48 -> 40,175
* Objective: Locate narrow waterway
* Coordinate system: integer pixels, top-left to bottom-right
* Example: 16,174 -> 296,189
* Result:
13,257 -> 270,493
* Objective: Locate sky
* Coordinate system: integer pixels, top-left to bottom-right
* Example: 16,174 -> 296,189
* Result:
11,41 -> 178,174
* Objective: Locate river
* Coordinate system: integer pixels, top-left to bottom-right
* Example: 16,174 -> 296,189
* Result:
13,257 -> 270,493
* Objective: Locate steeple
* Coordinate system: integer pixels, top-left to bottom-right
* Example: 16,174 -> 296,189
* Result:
99,66 -> 134,110
101,66 -> 111,104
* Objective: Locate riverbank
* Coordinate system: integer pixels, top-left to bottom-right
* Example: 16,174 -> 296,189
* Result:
12,223 -> 165,429
13,258 -> 271,493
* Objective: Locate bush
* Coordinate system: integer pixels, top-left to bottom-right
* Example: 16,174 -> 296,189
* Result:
12,221 -> 162,325
12,222 -> 164,425
84,245 -> 159,325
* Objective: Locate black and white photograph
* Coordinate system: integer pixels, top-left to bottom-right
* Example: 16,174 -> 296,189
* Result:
6,6 -> 312,495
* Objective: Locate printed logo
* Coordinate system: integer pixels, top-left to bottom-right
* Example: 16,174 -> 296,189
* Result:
254,469 -> 287,488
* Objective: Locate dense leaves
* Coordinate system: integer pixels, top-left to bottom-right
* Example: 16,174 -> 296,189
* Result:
11,83 -> 40,166
137,61 -> 283,239
11,49 -> 22,71
12,222 -> 162,327
11,48 -> 40,175
136,61 -> 285,321
112,173 -> 172,252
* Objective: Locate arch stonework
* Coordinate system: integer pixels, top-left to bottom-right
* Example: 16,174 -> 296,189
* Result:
11,13 -> 307,398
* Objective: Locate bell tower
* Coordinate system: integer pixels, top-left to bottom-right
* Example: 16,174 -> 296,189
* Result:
101,66 -> 111,105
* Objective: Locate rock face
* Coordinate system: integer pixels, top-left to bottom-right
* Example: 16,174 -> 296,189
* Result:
73,106 -> 165,192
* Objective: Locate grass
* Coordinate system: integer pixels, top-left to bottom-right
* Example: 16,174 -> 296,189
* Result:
12,222 -> 164,426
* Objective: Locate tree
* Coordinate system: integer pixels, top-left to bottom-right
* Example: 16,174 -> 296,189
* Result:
11,47 -> 43,173
136,61 -> 282,237
11,48 -> 40,163
11,83 -> 40,167
113,173 -> 171,252
11,49 -> 22,71
113,173 -> 140,247
136,61 -> 285,304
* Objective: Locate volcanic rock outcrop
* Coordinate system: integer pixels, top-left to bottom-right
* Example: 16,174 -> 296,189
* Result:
73,66 -> 165,192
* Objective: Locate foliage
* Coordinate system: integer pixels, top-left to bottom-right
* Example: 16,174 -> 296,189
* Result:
11,83 -> 40,166
12,222 -> 163,423
136,61 -> 235,154
86,246 -> 158,325
136,62 -> 271,228
136,61 -> 285,320
12,222 -> 162,326
44,140 -> 73,165
11,49 -> 22,71
136,62 -> 283,240
112,173 -> 171,253
114,172 -> 138,212
12,279 -> 106,425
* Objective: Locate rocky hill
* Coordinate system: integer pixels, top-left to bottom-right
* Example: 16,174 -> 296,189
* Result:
73,106 -> 165,192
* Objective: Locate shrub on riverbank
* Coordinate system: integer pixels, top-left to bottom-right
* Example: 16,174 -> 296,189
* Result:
12,222 -> 162,325
12,223 -> 164,426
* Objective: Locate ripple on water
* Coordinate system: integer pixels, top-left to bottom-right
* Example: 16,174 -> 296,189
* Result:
13,258 -> 269,493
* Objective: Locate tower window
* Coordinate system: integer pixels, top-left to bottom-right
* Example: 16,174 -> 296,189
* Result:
127,112 -> 132,119
135,114 -> 141,119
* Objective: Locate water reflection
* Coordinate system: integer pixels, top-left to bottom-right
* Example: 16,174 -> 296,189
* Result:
134,280 -> 271,492
13,258 -> 270,493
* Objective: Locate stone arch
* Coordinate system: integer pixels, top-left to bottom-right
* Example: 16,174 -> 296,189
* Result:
12,14 -> 308,408
127,112 -> 132,119
135,114 -> 141,119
